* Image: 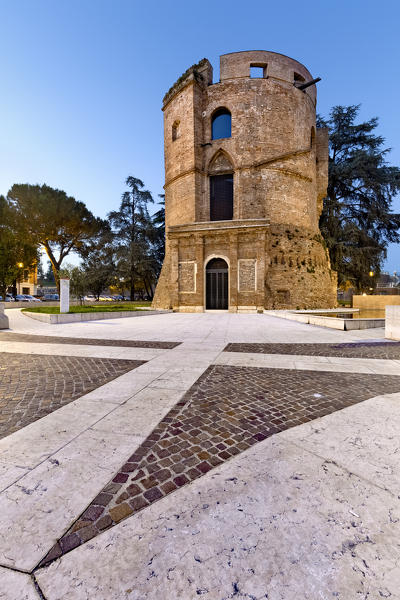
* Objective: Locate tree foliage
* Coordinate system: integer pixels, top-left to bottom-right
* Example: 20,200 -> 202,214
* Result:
81,231 -> 116,300
318,105 -> 400,291
7,184 -> 106,290
59,264 -> 88,304
0,195 -> 38,300
108,176 -> 156,300
151,194 -> 165,276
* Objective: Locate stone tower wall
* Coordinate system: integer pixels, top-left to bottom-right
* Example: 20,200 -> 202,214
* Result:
153,51 -> 336,311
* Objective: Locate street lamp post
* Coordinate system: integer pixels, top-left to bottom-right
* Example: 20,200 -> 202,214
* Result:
12,262 -> 24,298
369,270 -> 374,294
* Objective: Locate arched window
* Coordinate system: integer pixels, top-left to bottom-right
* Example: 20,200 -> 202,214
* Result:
208,151 -> 234,221
172,120 -> 180,141
210,174 -> 233,221
211,108 -> 231,140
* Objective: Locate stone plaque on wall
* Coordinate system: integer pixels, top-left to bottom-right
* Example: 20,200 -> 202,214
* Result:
179,261 -> 196,293
238,259 -> 256,292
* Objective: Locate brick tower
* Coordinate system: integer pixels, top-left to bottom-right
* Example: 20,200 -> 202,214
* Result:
152,50 -> 336,311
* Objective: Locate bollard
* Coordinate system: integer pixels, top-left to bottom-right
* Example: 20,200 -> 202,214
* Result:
60,278 -> 70,314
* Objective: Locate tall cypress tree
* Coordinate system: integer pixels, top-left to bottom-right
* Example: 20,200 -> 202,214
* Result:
317,105 -> 400,292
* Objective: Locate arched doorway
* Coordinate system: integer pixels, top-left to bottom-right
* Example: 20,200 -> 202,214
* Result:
206,258 -> 228,310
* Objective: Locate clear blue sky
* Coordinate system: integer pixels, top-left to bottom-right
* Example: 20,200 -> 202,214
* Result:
1,0 -> 399,271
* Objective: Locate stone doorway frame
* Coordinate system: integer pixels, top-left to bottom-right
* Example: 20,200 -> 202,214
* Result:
204,255 -> 230,311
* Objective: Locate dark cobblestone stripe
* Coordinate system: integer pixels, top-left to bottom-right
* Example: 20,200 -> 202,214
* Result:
40,365 -> 400,567
0,354 -> 145,438
0,332 -> 180,349
223,341 -> 400,360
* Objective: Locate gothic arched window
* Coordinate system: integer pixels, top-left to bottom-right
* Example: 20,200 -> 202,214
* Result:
208,151 -> 234,221
211,108 -> 231,140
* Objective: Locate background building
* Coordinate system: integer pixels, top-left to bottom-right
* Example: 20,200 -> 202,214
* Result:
16,265 -> 37,296
153,50 -> 337,311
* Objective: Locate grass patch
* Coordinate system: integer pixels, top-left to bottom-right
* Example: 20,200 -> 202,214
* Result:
22,302 -> 151,314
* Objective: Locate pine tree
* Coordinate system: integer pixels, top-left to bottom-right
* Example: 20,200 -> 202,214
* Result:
7,183 -> 106,291
151,194 -> 165,279
318,105 -> 400,292
108,176 -> 154,300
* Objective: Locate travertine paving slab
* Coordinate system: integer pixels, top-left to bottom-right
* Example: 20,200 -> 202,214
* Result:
79,373 -> 166,403
0,396 -> 118,468
147,368 -> 206,390
0,461 -> 30,493
125,386 -> 185,407
292,360 -> 377,374
284,392 -> 400,496
0,428 -> 140,572
0,567 -> 39,599
0,341 -> 163,361
35,435 -> 400,600
216,351 -> 400,375
91,388 -> 180,436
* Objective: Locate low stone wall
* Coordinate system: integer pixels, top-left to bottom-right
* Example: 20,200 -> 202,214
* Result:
385,306 -> 400,340
267,310 -> 384,331
0,305 -> 9,329
1,301 -> 60,309
22,310 -> 168,324
353,295 -> 400,309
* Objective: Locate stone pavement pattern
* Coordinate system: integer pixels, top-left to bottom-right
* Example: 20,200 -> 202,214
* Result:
45,364 -> 400,564
225,340 -> 400,359
36,420 -> 400,600
0,331 -> 180,348
0,353 -> 144,438
1,309 -> 400,599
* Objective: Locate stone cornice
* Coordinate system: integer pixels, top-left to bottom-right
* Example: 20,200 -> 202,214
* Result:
167,218 -> 270,237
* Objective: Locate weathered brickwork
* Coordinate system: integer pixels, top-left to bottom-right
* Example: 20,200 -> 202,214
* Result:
153,50 -> 336,311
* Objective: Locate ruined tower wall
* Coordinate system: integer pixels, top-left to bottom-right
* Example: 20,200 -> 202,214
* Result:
153,51 -> 336,311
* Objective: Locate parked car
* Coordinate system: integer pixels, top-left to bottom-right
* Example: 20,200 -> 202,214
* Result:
83,295 -> 96,302
23,295 -> 42,302
15,294 -> 29,302
112,295 -> 124,301
0,294 -> 15,302
99,295 -> 113,301
42,293 -> 59,301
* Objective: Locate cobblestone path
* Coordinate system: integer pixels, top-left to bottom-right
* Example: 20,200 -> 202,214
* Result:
224,341 -> 400,359
41,365 -> 400,566
0,332 -> 180,349
0,353 -> 145,438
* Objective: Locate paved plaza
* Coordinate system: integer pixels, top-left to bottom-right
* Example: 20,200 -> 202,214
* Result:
1,309 -> 400,599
